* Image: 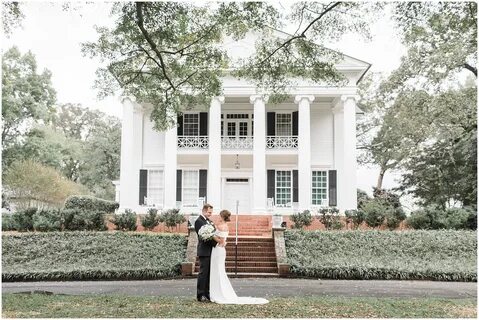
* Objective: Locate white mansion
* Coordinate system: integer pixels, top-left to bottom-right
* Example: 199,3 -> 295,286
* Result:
115,31 -> 370,215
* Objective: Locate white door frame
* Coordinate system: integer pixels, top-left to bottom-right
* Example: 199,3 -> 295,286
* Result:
221,169 -> 253,213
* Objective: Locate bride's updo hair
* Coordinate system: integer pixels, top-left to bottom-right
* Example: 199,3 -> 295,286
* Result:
219,210 -> 231,222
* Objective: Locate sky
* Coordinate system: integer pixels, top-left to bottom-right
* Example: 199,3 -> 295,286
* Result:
2,1 -> 413,206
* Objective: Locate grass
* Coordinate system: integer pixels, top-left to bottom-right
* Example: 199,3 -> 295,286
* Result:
285,229 -> 477,281
2,231 -> 187,281
2,293 -> 476,318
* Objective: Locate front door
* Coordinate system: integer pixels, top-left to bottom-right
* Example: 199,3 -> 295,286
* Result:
223,178 -> 251,214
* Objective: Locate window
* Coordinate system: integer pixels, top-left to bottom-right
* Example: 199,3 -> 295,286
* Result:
276,113 -> 292,136
182,170 -> 199,206
276,171 -> 292,207
183,113 -> 199,136
239,122 -> 248,136
312,171 -> 328,205
147,170 -> 164,206
227,122 -> 236,136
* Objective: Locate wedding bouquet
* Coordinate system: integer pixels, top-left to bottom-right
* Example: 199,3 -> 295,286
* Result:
198,224 -> 216,241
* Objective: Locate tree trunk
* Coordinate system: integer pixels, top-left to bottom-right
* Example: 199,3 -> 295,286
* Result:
376,168 -> 387,190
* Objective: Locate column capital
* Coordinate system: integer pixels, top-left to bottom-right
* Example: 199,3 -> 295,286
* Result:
294,95 -> 315,104
340,94 -> 360,103
211,96 -> 225,104
249,94 -> 269,104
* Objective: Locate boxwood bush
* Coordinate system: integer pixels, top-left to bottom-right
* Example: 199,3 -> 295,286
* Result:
32,209 -> 62,232
290,210 -> 313,229
285,229 -> 476,281
62,209 -> 107,231
2,231 -> 187,281
141,208 -> 160,230
406,206 -> 476,230
64,195 -> 119,213
110,209 -> 137,231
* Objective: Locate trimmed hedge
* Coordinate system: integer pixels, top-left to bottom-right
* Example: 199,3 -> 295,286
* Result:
406,206 -> 477,230
2,232 -> 187,281
64,195 -> 119,213
285,229 -> 477,281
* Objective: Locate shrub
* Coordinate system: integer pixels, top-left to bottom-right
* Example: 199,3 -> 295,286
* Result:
284,229 -> 477,281
11,207 -> 37,231
62,209 -> 107,231
159,209 -> 186,231
407,206 -> 477,230
345,209 -> 365,229
357,189 -> 371,210
32,209 -> 62,232
318,207 -> 342,230
290,210 -> 313,229
110,209 -> 137,231
361,199 -> 388,228
2,213 -> 16,231
141,208 -> 160,230
64,195 -> 119,213
385,208 -> 407,230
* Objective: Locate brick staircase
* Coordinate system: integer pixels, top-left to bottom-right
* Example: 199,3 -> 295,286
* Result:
193,216 -> 278,277
194,237 -> 279,278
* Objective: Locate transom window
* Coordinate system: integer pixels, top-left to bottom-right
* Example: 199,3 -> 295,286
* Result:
147,170 -> 164,206
182,170 -> 199,206
183,113 -> 199,136
312,171 -> 328,205
276,113 -> 292,136
226,114 -> 249,119
276,170 -> 292,207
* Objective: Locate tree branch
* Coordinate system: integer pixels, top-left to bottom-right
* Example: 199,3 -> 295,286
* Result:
135,2 -> 175,90
463,63 -> 477,77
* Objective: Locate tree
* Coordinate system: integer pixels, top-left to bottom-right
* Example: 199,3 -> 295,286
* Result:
2,47 -> 56,153
3,160 -> 89,210
390,2 -> 477,91
82,1 -> 380,130
2,2 -> 24,36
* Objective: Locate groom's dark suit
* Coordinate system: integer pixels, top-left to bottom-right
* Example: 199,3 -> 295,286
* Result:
195,215 -> 217,300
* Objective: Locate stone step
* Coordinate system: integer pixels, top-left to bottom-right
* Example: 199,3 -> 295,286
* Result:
196,256 -> 277,262
192,272 -> 279,278
225,242 -> 275,248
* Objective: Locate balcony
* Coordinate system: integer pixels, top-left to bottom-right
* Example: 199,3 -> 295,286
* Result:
221,136 -> 253,150
177,136 -> 209,149
266,136 -> 298,149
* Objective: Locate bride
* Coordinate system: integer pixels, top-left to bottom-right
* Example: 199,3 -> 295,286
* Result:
209,209 -> 269,305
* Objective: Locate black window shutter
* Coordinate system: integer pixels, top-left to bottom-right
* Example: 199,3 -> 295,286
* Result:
292,111 -> 298,136
139,169 -> 148,205
177,115 -> 183,136
328,170 -> 337,207
267,170 -> 275,199
267,112 -> 276,136
199,169 -> 207,200
199,112 -> 208,136
293,170 -> 298,202
176,170 -> 182,201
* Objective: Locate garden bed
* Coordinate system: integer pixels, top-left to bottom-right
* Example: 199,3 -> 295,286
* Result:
2,231 -> 187,281
285,229 -> 477,281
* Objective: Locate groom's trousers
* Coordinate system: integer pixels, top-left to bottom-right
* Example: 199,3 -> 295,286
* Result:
197,256 -> 211,299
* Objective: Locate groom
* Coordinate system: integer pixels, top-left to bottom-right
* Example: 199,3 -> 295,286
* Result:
195,203 -> 224,302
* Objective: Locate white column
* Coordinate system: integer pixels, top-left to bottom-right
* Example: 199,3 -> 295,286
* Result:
251,95 -> 268,214
119,96 -> 143,211
163,109 -> 178,209
341,95 -> 358,210
332,102 -> 345,211
295,95 -> 315,211
208,96 -> 224,207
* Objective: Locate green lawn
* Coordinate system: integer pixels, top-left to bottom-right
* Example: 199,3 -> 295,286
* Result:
2,293 -> 476,318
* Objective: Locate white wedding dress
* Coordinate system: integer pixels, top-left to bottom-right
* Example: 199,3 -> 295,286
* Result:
209,230 -> 269,304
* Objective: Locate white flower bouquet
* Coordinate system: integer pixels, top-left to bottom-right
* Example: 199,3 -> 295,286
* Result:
198,224 -> 216,241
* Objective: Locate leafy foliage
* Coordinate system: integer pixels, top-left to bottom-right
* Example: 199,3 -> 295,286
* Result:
2,232 -> 187,281
318,207 -> 343,230
82,2 -> 380,130
32,209 -> 62,232
290,210 -> 313,229
344,209 -> 365,229
141,208 -> 160,231
3,160 -> 89,209
2,47 -> 56,165
64,195 -> 118,213
158,209 -> 186,231
62,209 -> 107,231
285,229 -> 477,281
406,206 -> 477,230
110,209 -> 138,231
